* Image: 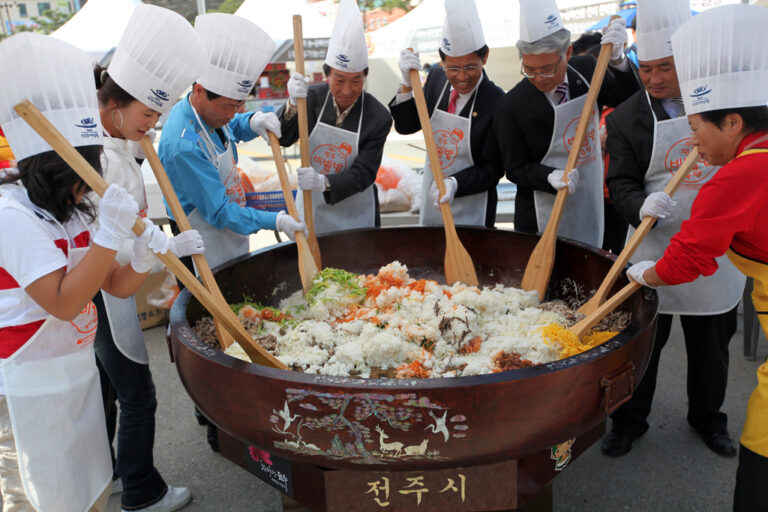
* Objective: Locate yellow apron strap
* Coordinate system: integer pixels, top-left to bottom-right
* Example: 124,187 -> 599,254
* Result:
726,249 -> 768,457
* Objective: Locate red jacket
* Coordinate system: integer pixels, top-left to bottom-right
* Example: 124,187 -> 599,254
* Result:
656,130 -> 768,285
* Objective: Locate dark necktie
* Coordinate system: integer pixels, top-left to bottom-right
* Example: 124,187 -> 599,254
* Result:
670,96 -> 686,117
554,83 -> 568,105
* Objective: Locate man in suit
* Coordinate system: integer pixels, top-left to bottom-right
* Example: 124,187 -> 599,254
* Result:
389,0 -> 504,228
603,0 -> 743,458
494,0 -> 639,247
279,0 -> 392,235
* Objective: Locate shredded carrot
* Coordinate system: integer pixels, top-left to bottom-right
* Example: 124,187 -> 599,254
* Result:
458,336 -> 483,355
396,360 -> 431,379
443,289 -> 453,298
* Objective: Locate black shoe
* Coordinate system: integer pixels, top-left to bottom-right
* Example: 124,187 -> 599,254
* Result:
206,424 -> 220,453
702,431 -> 737,458
601,431 -> 636,457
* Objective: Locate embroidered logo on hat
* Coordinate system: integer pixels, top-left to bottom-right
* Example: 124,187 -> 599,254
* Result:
690,85 -> 712,107
335,54 -> 351,68
75,117 -> 99,138
146,89 -> 170,109
545,14 -> 559,26
236,79 -> 254,93
442,37 -> 451,51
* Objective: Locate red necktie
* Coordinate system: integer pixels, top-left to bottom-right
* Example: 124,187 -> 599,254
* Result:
447,89 -> 459,114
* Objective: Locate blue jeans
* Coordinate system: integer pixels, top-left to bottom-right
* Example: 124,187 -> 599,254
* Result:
93,293 -> 167,509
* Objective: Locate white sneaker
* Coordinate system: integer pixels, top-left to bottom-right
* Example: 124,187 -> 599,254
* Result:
121,486 -> 192,512
111,478 -> 123,495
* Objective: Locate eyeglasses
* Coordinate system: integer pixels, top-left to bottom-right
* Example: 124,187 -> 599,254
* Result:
445,64 -> 480,74
521,56 -> 562,79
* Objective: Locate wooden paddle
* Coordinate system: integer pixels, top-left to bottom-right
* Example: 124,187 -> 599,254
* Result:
15,101 -> 288,369
579,147 -> 700,315
139,136 -> 236,349
520,15 -> 621,301
268,132 -> 319,293
408,66 -> 479,286
570,281 -> 640,338
293,14 -> 322,269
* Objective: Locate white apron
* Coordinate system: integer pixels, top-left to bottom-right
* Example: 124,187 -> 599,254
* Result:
298,91 -> 375,235
188,104 -> 249,269
0,200 -> 111,512
100,134 -> 149,364
534,68 -> 604,247
627,92 -> 745,315
419,81 -> 487,227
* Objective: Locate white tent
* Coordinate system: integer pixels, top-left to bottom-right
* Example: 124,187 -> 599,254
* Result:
367,0 -> 520,59
235,0 -> 334,41
52,0 -> 143,60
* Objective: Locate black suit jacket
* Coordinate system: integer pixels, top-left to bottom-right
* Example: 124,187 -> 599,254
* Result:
492,55 -> 640,233
388,68 -> 505,227
605,89 -> 671,228
278,83 -> 393,225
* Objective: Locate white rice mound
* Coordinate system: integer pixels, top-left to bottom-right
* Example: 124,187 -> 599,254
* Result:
224,262 -> 567,378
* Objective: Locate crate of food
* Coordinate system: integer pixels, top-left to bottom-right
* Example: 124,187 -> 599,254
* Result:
245,190 -> 297,212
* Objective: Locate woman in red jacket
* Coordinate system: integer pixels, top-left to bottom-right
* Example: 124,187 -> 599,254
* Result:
626,5 -> 768,511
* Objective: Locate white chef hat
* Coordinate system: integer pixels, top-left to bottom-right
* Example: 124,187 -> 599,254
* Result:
0,33 -> 102,162
108,5 -> 208,114
325,0 -> 368,73
672,4 -> 768,115
518,0 -> 564,44
441,0 -> 486,57
195,13 -> 276,101
636,0 -> 691,62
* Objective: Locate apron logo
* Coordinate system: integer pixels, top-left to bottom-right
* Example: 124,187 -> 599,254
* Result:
562,115 -> 598,165
224,167 -> 247,206
433,128 -> 465,170
72,301 -> 98,345
311,143 -> 352,175
664,138 -> 716,189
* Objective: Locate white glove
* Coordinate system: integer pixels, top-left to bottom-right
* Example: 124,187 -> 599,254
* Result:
547,168 -> 579,195
639,191 -> 677,221
130,218 -> 170,274
626,260 -> 657,288
287,72 -> 310,107
430,176 -> 458,208
250,111 -> 281,140
398,49 -> 421,88
168,229 -> 205,258
602,18 -> 628,64
297,166 -> 326,192
275,211 -> 308,241
93,184 -> 139,251
134,129 -> 156,160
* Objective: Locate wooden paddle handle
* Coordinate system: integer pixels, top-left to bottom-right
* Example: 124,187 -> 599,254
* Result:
268,132 -> 319,293
293,15 -> 322,270
14,101 -> 288,369
139,136 -> 236,349
570,281 -> 640,338
579,148 -> 700,314
521,17 -> 620,300
408,66 -> 479,286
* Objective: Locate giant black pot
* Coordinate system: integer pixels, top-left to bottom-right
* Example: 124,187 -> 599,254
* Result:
169,227 -> 657,471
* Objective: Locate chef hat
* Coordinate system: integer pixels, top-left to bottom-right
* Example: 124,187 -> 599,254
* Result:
325,0 -> 368,73
518,0 -> 564,44
441,0 -> 486,57
0,33 -> 102,162
108,5 -> 208,114
195,13 -> 276,101
636,0 -> 691,62
672,4 -> 768,115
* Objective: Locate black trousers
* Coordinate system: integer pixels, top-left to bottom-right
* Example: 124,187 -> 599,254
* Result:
609,305 -> 738,437
734,444 -> 768,512
93,293 -> 168,509
602,200 -> 628,255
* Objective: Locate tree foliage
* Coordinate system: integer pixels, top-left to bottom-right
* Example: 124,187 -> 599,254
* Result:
14,9 -> 73,35
210,0 -> 244,14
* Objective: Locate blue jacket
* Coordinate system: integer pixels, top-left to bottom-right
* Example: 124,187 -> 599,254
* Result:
157,94 -> 277,235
